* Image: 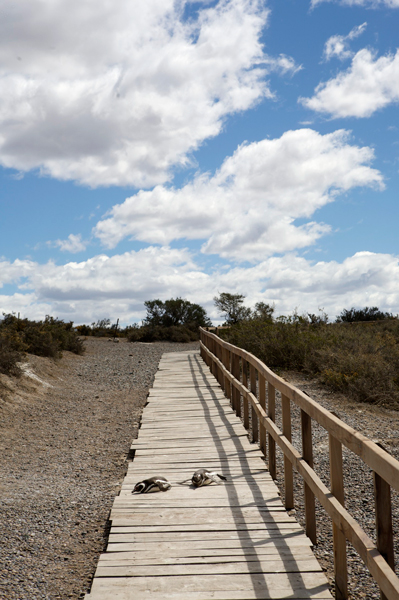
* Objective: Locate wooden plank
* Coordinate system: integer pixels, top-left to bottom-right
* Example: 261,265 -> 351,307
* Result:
130,457 -> 265,464
98,547 -> 318,561
88,573 -> 332,597
106,540 -> 314,554
95,558 -> 323,577
87,590 -> 333,600
133,447 -> 264,456
108,515 -> 301,527
107,523 -> 304,533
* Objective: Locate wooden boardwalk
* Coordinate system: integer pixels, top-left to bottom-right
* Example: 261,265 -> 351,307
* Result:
86,350 -> 332,600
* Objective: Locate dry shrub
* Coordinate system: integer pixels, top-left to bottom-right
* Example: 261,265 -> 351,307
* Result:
0,335 -> 23,376
220,319 -> 399,408
0,314 -> 85,364
128,324 -> 199,343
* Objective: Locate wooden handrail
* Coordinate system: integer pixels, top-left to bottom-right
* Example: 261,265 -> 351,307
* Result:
200,327 -> 399,600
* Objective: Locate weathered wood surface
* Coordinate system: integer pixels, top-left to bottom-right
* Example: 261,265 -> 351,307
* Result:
86,350 -> 332,600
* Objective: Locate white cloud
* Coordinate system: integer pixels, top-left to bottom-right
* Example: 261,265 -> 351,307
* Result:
0,258 -> 36,287
323,23 -> 367,61
301,49 -> 399,117
0,247 -> 211,324
312,0 -> 399,7
93,129 -> 383,262
265,54 -> 303,75
0,0 -> 300,188
0,247 -> 207,301
209,251 -> 399,319
0,293 -> 53,322
50,234 -> 87,253
2,249 -> 399,324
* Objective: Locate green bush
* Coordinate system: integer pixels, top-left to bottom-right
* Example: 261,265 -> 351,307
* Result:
75,318 -> 121,338
219,318 -> 399,408
0,335 -> 23,376
0,313 -> 85,362
128,324 -> 199,343
336,306 -> 395,322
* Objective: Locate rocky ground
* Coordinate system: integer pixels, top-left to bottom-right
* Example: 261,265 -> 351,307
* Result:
0,337 -> 398,599
0,337 -> 198,600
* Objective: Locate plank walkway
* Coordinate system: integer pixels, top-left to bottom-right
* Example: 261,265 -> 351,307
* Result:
86,350 -> 333,600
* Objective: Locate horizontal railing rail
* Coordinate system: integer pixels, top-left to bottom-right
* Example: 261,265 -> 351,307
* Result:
200,327 -> 399,600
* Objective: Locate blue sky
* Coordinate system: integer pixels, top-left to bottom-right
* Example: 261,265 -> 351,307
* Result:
1,0 -> 399,325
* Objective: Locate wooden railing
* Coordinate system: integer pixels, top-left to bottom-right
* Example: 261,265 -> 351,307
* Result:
200,327 -> 399,600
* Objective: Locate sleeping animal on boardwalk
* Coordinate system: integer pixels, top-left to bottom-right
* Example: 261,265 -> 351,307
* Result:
180,468 -> 227,487
132,476 -> 172,493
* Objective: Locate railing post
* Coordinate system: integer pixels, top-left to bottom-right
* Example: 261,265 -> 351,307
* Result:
259,373 -> 267,457
250,363 -> 259,443
374,470 -> 395,600
282,394 -> 294,510
223,347 -> 231,402
211,337 -> 218,380
216,339 -> 225,384
268,383 -> 276,479
242,359 -> 249,430
301,409 -> 316,545
232,353 -> 241,417
329,433 -> 348,600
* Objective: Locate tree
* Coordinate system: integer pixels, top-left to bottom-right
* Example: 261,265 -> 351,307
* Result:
213,293 -> 251,325
143,298 -> 211,328
252,302 -> 274,322
336,306 -> 394,323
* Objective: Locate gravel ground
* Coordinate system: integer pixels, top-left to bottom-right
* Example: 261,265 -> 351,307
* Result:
1,338 -> 398,599
0,337 -> 198,600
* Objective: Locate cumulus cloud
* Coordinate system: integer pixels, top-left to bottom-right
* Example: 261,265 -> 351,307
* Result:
93,129 -> 383,262
0,247 -> 207,301
0,293 -> 53,321
2,249 -> 399,324
49,234 -> 87,253
301,49 -> 399,117
0,247 -> 211,324
211,251 -> 399,319
323,23 -> 367,61
311,0 -> 399,7
0,0 -> 300,188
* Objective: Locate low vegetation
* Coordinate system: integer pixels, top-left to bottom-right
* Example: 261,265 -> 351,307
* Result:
216,298 -> 399,408
75,318 -> 121,338
0,313 -> 85,377
3,295 -> 398,409
75,299 -> 212,343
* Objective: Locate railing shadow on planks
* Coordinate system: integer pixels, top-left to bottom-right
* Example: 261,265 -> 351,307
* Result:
200,327 -> 399,600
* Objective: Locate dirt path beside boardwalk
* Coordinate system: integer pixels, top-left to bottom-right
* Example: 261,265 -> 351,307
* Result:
0,337 -> 398,599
